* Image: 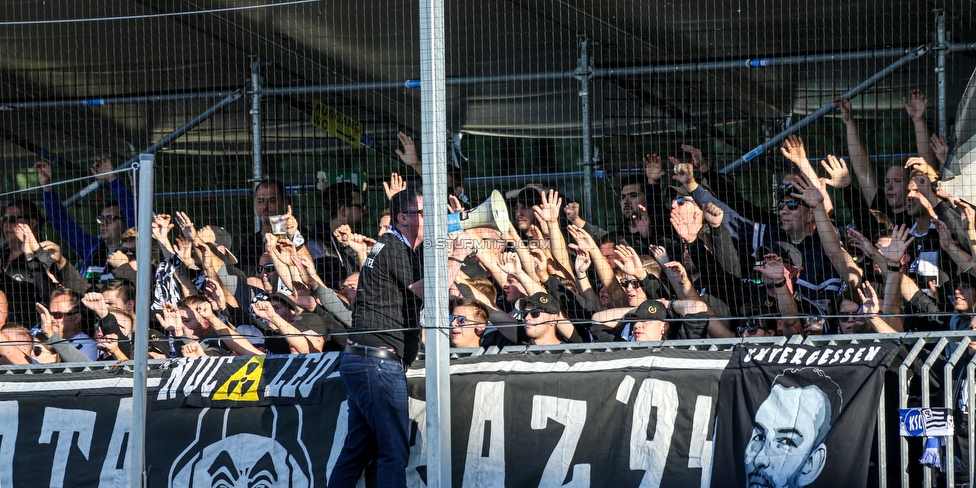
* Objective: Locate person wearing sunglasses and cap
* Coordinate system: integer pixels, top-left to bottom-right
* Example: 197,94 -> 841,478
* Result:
35,157 -> 136,284
513,292 -> 584,345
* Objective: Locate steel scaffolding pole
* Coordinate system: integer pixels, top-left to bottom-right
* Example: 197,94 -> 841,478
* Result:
251,56 -> 264,233
936,10 -> 949,137
419,0 -> 451,486
578,37 -> 595,211
720,45 -> 930,174
61,90 -> 244,207
129,154 -> 154,488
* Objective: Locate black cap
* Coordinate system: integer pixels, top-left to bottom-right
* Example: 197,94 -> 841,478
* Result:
515,292 -> 560,314
515,187 -> 543,207
627,299 -> 667,321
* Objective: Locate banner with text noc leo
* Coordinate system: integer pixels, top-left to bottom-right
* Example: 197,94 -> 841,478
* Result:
0,345 -> 894,487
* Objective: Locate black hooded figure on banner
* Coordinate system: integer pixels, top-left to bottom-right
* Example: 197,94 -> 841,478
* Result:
744,367 -> 843,488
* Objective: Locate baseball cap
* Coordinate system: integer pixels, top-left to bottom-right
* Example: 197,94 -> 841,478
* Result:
514,292 -> 560,314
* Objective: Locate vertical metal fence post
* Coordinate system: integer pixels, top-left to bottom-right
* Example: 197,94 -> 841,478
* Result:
899,340 -> 928,487
129,154 -> 154,488
920,338 -> 948,488
935,10 -> 948,138
877,382 -> 887,488
251,55 -> 264,233
577,37 -> 595,211
943,337 -> 970,487
420,0 -> 451,485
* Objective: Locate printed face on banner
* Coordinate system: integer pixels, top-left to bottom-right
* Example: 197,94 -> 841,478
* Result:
744,384 -> 829,488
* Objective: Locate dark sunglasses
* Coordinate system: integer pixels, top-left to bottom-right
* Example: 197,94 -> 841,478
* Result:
619,191 -> 641,200
737,323 -> 760,335
0,215 -> 27,225
777,200 -> 809,211
517,308 -> 543,320
672,196 -> 688,206
109,247 -> 137,257
260,263 -> 277,274
97,215 -> 122,225
402,209 -> 424,216
619,279 -> 643,289
50,308 -> 81,320
449,314 -> 469,326
33,345 -> 44,357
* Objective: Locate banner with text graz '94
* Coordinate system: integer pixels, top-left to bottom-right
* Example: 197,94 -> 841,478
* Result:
437,348 -> 731,488
710,342 -> 900,488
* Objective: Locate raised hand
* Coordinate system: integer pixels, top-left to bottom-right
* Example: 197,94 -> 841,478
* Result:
19,223 -> 40,255
35,303 -> 55,337
670,200 -> 703,243
930,134 -> 949,165
821,155 -> 851,188
856,281 -> 881,315
203,278 -> 227,311
251,300 -> 279,323
834,98 -> 854,124
643,153 -> 665,182
34,161 -> 53,188
789,174 -> 825,209
81,292 -> 109,318
754,254 -> 786,282
672,162 -> 696,187
573,248 -> 592,276
566,225 -> 596,254
151,214 -> 174,241
174,211 -> 197,242
92,156 -> 117,182
634,204 -> 650,237
663,261 -> 690,283
680,144 -> 704,169
878,224 -> 914,265
495,251 -> 522,277
779,135 -> 809,166
157,302 -> 184,336
903,89 -> 927,121
395,132 -> 420,171
563,201 -> 581,225
702,202 -> 724,228
383,172 -> 407,200
612,244 -> 645,279
649,244 -> 670,265
533,189 -> 563,224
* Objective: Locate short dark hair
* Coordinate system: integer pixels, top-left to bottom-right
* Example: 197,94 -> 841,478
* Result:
5,199 -> 41,223
102,278 -> 134,304
255,179 -> 287,200
451,297 -> 489,324
770,367 -> 843,445
618,175 -> 647,193
322,182 -> 361,219
390,188 -> 421,223
50,288 -> 81,308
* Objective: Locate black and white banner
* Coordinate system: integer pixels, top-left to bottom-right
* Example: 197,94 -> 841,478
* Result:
710,342 -> 900,488
0,344 -> 896,487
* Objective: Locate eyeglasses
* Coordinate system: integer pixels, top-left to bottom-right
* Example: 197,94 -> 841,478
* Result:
672,196 -> 688,206
777,200 -> 809,211
517,308 -> 543,320
50,309 -> 80,320
737,323 -> 760,335
619,192 -> 641,200
97,215 -> 122,225
0,215 -> 26,225
110,247 -> 137,257
619,279 -> 643,289
449,314 -> 469,326
778,183 -> 796,192
403,209 -> 424,216
260,263 -> 277,274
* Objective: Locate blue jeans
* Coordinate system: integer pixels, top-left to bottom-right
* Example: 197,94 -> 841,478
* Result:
328,353 -> 410,488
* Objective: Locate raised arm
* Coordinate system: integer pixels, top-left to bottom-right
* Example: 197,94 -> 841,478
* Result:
904,90 -> 939,171
534,189 -> 573,274
834,98 -> 878,204
791,172 -> 862,286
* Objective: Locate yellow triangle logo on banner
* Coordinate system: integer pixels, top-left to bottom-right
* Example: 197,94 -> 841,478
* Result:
213,356 -> 264,402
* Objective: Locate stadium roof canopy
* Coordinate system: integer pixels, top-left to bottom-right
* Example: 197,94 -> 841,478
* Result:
0,0 -> 974,165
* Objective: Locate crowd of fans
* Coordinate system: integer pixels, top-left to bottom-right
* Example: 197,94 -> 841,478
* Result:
1,90 -> 975,365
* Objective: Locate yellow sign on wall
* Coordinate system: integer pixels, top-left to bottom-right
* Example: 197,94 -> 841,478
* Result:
311,101 -> 363,146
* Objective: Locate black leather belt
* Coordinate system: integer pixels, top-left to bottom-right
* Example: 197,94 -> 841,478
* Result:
344,344 -> 401,363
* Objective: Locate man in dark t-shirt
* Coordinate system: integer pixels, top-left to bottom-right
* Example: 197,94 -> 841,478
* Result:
329,188 -> 425,488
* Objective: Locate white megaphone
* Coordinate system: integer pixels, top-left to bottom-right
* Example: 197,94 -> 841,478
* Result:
447,190 -> 511,238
